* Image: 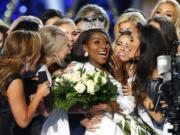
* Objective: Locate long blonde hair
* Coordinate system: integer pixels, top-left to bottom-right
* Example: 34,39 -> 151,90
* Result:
114,12 -> 147,40
150,0 -> 180,39
0,30 -> 42,96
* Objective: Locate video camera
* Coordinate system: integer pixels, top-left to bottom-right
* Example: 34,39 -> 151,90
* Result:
150,41 -> 180,134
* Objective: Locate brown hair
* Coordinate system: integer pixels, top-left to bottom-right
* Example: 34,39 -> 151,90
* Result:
0,30 -> 42,96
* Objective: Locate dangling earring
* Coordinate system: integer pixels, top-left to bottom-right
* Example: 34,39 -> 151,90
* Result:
84,51 -> 88,57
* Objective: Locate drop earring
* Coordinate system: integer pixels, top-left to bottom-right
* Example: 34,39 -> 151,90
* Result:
84,51 -> 88,57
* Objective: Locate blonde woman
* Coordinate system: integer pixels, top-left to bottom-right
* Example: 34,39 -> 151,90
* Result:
39,25 -> 71,135
53,18 -> 78,49
0,30 -> 49,135
150,0 -> 180,39
74,4 -> 110,32
39,25 -> 71,74
114,11 -> 147,40
112,11 -> 146,84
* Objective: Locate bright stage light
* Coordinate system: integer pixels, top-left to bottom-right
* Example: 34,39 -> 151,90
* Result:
19,5 -> 27,13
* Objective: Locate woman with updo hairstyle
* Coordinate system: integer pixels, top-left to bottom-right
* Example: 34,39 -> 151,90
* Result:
0,30 -> 49,135
150,0 -> 180,40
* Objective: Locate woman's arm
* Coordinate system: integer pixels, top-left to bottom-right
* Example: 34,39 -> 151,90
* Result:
7,79 -> 49,128
143,96 -> 164,123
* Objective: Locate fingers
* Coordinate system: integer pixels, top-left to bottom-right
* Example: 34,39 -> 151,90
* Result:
143,96 -> 154,110
123,91 -> 132,96
37,81 -> 50,97
160,100 -> 168,108
86,117 -> 101,132
111,55 -> 121,69
90,117 -> 102,124
62,62 -> 77,74
31,77 -> 39,81
86,125 -> 99,132
149,102 -> 154,110
161,104 -> 168,108
122,85 -> 132,96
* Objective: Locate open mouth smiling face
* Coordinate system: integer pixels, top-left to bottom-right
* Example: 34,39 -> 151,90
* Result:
84,32 -> 110,66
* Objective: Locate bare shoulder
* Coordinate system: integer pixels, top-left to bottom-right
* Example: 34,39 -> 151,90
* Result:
6,79 -> 23,96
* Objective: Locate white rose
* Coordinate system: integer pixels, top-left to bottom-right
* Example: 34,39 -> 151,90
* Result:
62,73 -> 72,80
94,72 -> 107,85
81,74 -> 88,81
85,80 -> 99,94
70,71 -> 81,82
94,72 -> 101,83
74,82 -> 86,93
55,77 -> 62,83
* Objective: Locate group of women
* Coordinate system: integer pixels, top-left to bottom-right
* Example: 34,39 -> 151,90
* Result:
0,0 -> 180,135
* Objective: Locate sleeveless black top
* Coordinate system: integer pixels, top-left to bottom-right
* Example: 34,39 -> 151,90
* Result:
0,73 -> 21,135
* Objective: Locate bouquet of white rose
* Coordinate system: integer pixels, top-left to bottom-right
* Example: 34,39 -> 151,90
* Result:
52,68 -> 118,112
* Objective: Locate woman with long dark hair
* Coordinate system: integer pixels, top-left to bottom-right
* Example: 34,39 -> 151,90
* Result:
132,24 -> 168,134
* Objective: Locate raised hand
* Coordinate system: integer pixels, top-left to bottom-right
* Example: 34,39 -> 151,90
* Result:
123,84 -> 133,96
109,55 -> 124,83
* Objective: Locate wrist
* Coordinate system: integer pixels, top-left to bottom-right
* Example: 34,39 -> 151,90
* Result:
33,93 -> 43,103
